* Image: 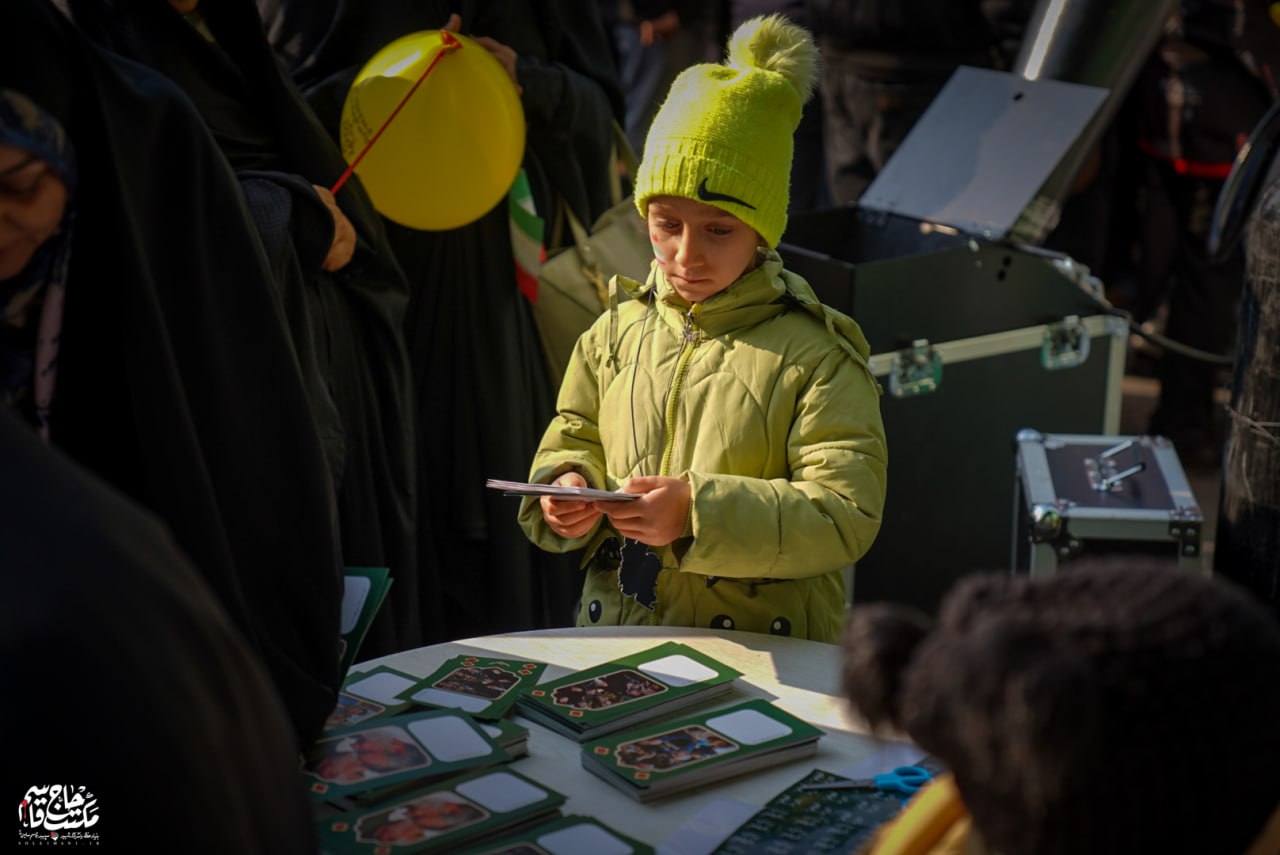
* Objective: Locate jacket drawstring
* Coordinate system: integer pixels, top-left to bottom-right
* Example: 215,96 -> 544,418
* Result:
606,274 -> 621,371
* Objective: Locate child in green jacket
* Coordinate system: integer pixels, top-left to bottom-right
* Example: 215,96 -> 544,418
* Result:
518,14 -> 887,642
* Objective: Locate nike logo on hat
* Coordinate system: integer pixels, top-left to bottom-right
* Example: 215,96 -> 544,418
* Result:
696,177 -> 756,210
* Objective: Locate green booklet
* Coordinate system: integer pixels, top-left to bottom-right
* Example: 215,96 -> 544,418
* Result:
302,709 -> 510,801
516,642 -> 742,741
581,698 -> 824,803
324,666 -> 419,732
476,718 -> 531,760
403,655 -> 548,721
317,719 -> 533,819
341,567 -> 393,674
316,768 -> 566,854
452,814 -> 655,855
711,759 -> 948,854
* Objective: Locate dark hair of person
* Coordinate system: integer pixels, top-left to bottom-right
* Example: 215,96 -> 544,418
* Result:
841,557 -> 1280,855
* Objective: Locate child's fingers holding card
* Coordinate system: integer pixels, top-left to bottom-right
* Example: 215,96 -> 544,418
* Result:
542,495 -> 601,538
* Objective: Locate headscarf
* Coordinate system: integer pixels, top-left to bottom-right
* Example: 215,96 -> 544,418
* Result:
0,88 -> 76,441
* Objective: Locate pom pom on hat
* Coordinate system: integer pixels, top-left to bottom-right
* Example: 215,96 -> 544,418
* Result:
725,14 -> 819,104
633,15 -> 818,248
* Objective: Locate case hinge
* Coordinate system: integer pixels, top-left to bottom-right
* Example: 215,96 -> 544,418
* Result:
1169,507 -> 1203,558
1030,500 -> 1081,564
1041,315 -> 1091,370
887,339 -> 942,398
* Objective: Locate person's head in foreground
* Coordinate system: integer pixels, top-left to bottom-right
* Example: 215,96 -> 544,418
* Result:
633,13 -> 816,303
841,558 -> 1280,855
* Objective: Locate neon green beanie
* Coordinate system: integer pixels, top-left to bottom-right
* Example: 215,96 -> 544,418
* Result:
633,14 -> 819,248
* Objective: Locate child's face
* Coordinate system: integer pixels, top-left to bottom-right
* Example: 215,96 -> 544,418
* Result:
646,195 -> 761,303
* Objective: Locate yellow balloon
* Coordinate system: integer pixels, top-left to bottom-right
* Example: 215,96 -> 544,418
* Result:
340,30 -> 526,231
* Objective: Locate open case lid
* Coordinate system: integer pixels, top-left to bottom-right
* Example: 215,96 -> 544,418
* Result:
858,66 -> 1108,240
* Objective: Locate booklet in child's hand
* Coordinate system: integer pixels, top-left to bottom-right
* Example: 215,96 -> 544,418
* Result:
402,655 -> 548,721
515,641 -> 742,741
302,709 -> 511,801
452,814 -> 655,855
485,478 -> 640,502
316,768 -> 566,854
580,698 -> 824,803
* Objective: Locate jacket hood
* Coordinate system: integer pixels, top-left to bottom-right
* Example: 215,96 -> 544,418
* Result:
614,250 -> 873,368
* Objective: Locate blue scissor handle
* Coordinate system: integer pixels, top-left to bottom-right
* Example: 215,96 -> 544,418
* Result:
872,766 -> 932,795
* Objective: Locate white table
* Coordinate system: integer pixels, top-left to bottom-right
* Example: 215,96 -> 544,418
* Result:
353,626 -> 900,849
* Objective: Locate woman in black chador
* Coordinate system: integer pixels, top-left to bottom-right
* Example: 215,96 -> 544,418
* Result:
66,0 -> 431,658
257,0 -> 626,639
0,0 -> 346,744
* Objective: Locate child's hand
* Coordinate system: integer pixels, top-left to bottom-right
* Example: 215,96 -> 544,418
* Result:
601,476 -> 690,547
540,472 -> 602,539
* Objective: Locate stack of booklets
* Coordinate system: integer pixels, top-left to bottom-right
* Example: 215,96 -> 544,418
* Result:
580,698 -> 824,802
316,768 -> 565,854
477,718 -> 531,761
398,654 -> 548,721
326,654 -> 549,733
301,709 -> 511,803
325,666 -> 420,732
453,814 -> 653,855
515,642 -> 742,741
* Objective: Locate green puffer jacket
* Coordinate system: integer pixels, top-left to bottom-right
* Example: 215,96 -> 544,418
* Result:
518,251 -> 887,642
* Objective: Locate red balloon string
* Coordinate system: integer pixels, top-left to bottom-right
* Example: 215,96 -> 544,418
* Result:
330,29 -> 463,195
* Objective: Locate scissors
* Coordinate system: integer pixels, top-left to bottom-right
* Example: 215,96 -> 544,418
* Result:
800,765 -> 933,795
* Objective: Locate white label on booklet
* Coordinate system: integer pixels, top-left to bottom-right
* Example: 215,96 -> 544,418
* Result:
540,823 -> 633,855
340,576 -> 372,633
706,709 -> 793,745
638,654 -> 717,687
411,686 -> 489,713
346,671 -> 416,704
408,716 -> 495,762
456,772 -> 547,812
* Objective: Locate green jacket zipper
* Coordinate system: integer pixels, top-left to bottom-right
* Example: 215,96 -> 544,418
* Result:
659,304 -> 702,476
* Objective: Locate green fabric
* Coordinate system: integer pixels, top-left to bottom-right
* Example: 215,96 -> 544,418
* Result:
518,251 -> 888,642
633,15 -> 819,247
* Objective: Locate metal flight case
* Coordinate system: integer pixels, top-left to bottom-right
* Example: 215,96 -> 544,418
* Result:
779,66 -> 1123,613
1012,430 -> 1205,576
785,215 -> 1128,611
